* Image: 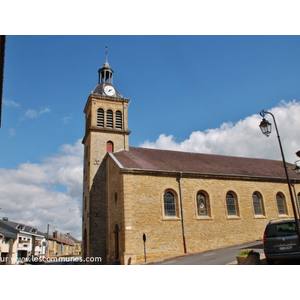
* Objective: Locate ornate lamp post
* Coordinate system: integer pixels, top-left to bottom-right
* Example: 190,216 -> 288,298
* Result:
259,110 -> 300,243
294,160 -> 300,175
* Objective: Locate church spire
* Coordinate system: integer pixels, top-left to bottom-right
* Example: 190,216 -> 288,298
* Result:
98,46 -> 113,84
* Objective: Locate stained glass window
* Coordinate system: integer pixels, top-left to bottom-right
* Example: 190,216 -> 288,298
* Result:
226,192 -> 237,216
253,192 -> 263,215
164,191 -> 176,217
276,193 -> 287,215
197,192 -> 208,216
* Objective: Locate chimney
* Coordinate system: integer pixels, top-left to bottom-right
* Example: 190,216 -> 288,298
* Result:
3,217 -> 8,221
53,231 -> 58,238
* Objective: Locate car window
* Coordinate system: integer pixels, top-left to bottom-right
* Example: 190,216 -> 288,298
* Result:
265,222 -> 297,237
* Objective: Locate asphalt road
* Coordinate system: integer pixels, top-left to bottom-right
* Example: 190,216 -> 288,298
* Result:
153,240 -> 264,265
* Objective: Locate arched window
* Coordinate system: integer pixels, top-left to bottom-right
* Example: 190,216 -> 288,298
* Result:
116,110 -> 122,129
107,141 -> 114,153
276,193 -> 287,215
106,109 -> 113,128
97,108 -> 104,127
226,192 -> 238,216
196,192 -> 209,216
164,191 -> 176,217
253,192 -> 264,215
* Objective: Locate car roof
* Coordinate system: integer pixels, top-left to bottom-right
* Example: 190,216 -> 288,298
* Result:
268,217 -> 295,225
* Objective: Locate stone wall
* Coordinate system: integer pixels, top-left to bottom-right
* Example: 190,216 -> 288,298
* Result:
106,166 -> 299,264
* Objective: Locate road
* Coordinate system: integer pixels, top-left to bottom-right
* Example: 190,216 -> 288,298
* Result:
153,240 -> 264,265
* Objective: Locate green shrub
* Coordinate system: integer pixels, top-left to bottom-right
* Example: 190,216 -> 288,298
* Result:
237,249 -> 254,257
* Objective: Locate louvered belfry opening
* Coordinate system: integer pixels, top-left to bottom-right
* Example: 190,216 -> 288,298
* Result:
97,108 -> 104,127
106,109 -> 113,128
116,110 -> 122,129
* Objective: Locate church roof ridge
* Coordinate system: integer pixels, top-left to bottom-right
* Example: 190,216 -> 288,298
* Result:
112,146 -> 300,181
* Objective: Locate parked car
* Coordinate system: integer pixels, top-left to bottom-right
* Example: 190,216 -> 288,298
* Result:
263,218 -> 300,264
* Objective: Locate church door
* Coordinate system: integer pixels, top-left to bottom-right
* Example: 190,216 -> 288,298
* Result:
114,224 -> 120,260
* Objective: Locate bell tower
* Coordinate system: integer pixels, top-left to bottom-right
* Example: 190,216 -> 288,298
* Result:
82,47 -> 130,263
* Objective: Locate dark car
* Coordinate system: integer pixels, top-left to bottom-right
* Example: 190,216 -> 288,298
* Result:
263,218 -> 300,264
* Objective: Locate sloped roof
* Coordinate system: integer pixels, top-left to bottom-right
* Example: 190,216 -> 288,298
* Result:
0,219 -> 42,237
92,82 -> 123,98
0,220 -> 18,239
112,147 -> 300,180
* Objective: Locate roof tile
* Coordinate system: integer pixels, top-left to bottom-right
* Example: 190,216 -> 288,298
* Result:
113,147 -> 300,180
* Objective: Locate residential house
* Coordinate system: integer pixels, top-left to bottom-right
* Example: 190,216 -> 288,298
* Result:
0,218 -> 46,264
59,233 -> 82,256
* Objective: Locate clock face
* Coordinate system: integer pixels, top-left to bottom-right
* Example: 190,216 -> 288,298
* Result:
104,85 -> 115,96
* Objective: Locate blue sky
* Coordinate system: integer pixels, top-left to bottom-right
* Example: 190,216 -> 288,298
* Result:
3,35 -> 300,164
1,35 -> 300,239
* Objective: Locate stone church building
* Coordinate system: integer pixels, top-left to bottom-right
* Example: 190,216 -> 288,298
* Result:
82,56 -> 300,264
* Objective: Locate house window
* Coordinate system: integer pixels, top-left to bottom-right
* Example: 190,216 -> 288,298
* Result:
116,110 -> 122,129
97,108 -> 104,127
226,192 -> 238,216
106,109 -> 113,128
196,192 -> 209,216
276,193 -> 287,215
253,192 -> 264,215
164,191 -> 176,217
297,192 -> 300,210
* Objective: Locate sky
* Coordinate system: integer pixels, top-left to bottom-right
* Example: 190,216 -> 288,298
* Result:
1,35 -> 300,240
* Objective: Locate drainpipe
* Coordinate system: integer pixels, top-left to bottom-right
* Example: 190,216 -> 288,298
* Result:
178,172 -> 187,253
291,182 -> 300,218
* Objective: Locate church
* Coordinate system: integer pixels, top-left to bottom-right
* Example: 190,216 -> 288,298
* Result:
82,55 -> 300,265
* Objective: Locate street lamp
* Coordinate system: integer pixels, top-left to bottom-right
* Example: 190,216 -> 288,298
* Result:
295,151 -> 300,175
259,117 -> 272,137
259,110 -> 300,243
294,160 -> 300,175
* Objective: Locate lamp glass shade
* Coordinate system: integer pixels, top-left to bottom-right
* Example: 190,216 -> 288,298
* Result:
259,118 -> 272,137
295,161 -> 300,175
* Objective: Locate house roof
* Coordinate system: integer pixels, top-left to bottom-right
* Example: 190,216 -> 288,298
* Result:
112,147 -> 300,181
44,233 -> 74,246
0,220 -> 18,239
0,219 -> 42,238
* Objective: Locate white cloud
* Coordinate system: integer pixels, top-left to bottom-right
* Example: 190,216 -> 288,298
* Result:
25,107 -> 51,118
0,140 -> 84,239
62,116 -> 72,124
141,100 -> 300,164
25,109 -> 38,118
3,99 -> 20,107
40,107 -> 51,114
1,100 -> 299,241
8,128 -> 16,137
